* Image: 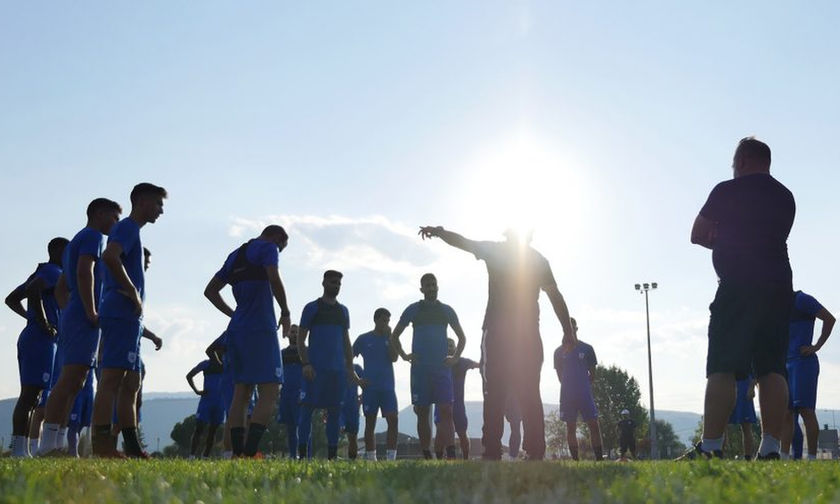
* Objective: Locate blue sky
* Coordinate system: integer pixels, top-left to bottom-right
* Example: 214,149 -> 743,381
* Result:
2,2 -> 839,419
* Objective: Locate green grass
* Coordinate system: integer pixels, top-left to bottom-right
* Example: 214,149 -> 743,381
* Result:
1,459 -> 839,504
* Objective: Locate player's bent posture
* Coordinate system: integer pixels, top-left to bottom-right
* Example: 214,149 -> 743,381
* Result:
277,325 -> 309,458
418,226 -> 573,460
684,138 -> 795,460
727,377 -> 757,460
340,364 -> 364,459
187,358 -> 226,458
554,318 -> 603,461
92,183 -> 166,458
393,273 -> 466,460
40,198 -> 121,455
297,270 -> 362,460
353,308 -> 399,461
617,409 -> 636,460
6,237 -> 68,457
434,338 -> 479,459
205,225 -> 291,457
781,291 -> 834,460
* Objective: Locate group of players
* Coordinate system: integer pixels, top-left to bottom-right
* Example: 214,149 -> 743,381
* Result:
7,184 -> 167,458
8,138 -> 836,462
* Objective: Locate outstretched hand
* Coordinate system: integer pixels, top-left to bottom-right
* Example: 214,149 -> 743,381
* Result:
418,226 -> 443,240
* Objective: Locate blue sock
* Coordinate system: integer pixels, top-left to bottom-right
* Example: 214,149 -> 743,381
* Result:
326,408 -> 340,447
297,407 -> 314,458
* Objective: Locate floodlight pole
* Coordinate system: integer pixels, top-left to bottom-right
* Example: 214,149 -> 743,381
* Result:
635,282 -> 658,460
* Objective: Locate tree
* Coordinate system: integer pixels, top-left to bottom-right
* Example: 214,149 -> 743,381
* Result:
545,409 -> 569,457
653,419 -> 686,459
589,364 -> 649,458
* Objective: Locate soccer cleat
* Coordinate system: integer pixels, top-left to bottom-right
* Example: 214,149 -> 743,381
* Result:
675,442 -> 722,461
126,450 -> 150,460
755,452 -> 780,460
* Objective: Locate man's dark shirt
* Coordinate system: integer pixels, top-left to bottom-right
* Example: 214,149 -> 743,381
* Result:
472,241 -> 556,333
618,418 -> 636,439
699,173 -> 795,286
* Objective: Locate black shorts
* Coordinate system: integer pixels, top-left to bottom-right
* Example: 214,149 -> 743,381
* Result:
706,281 -> 792,380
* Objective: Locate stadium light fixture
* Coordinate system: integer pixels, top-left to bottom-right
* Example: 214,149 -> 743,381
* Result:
636,282 -> 658,460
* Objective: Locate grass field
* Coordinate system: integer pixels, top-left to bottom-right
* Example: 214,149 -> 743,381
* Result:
1,458 -> 839,503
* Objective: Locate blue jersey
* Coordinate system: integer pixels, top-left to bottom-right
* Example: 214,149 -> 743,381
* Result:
398,300 -> 459,368
352,331 -> 395,390
215,239 -> 280,332
281,345 -> 303,392
554,341 -> 597,399
190,359 -> 225,396
15,263 -> 63,333
452,357 -> 478,404
788,291 -> 824,360
300,299 -> 350,371
101,218 -> 144,319
62,227 -> 105,323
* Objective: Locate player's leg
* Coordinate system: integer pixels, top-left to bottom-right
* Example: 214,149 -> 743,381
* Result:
792,412 -> 804,459
41,364 -> 88,454
507,419 -> 521,459
457,428 -> 470,460
325,406 -> 341,459
228,383 -> 253,456
701,373 -> 737,449
11,385 -> 41,456
204,423 -> 219,457
800,409 -> 819,459
67,422 -> 82,457
384,411 -> 398,460
92,367 -> 127,455
479,331 -> 507,461
740,422 -> 754,460
520,370 -> 546,459
414,405 -> 432,457
28,405 -> 45,456
191,420 -> 207,457
364,414 -> 377,457
432,405 -> 444,459
242,382 -> 279,457
566,420 -> 579,460
453,400 -> 469,459
585,418 -> 604,460
116,369 -> 143,456
780,407 -> 794,457
435,402 -> 456,459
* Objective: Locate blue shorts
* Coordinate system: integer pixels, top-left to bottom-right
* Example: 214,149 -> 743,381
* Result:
341,401 -> 360,435
196,396 -> 226,425
787,357 -> 819,410
69,385 -> 94,428
17,327 -> 57,389
99,317 -> 143,371
59,313 -> 100,368
277,393 -> 301,425
411,365 -> 453,407
362,388 -> 398,417
227,329 -> 282,384
559,392 -> 598,423
300,369 -> 346,408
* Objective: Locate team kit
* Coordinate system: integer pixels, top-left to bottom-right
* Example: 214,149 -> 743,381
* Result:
8,162 -> 834,460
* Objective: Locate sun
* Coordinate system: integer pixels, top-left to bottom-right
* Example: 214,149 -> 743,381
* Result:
453,131 -> 590,251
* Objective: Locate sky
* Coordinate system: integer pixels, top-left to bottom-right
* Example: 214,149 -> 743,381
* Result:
2,1 -> 840,423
